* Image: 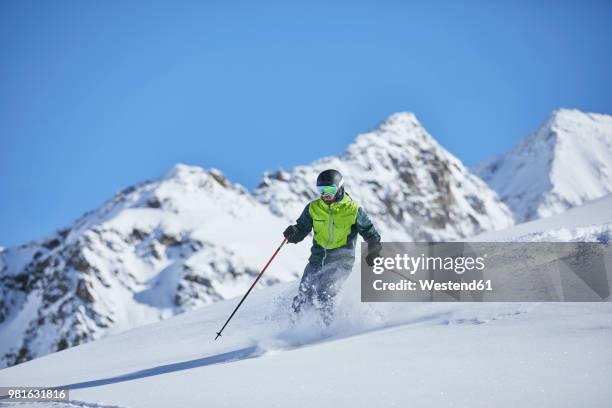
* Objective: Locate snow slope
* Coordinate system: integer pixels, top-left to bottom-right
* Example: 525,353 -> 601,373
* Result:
471,193 -> 612,242
0,281 -> 610,408
475,109 -> 612,222
1,203 -> 611,408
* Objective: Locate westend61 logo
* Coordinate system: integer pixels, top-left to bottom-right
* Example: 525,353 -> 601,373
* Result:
372,253 -> 486,275
361,242 -> 612,302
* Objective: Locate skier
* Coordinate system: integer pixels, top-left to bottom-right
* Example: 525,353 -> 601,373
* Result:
283,169 -> 382,323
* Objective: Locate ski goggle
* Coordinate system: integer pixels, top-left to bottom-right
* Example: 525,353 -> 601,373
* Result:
318,185 -> 338,196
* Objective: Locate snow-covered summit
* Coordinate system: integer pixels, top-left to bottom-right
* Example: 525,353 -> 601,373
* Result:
347,112 -> 440,154
475,108 -> 612,222
256,112 -> 514,241
375,111 -> 421,131
161,163 -> 242,193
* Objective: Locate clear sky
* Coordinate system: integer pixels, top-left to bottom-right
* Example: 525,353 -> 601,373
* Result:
1,0 -> 611,247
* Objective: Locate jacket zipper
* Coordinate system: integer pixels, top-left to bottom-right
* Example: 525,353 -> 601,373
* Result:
325,205 -> 334,247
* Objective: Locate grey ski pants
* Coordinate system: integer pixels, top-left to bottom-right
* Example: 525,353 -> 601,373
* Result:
292,247 -> 355,320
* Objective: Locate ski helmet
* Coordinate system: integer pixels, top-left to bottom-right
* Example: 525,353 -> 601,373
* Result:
316,169 -> 344,198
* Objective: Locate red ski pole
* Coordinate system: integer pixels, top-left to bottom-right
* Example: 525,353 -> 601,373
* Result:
215,237 -> 288,340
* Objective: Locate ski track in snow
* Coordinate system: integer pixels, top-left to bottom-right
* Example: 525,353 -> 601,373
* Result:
54,295 -> 535,389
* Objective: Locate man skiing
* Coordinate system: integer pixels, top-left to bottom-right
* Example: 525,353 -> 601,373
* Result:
283,169 -> 382,323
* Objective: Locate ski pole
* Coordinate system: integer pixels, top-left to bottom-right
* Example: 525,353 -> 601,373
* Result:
215,237 -> 288,340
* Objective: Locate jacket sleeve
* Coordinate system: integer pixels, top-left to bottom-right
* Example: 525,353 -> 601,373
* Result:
291,204 -> 313,242
356,207 -> 381,251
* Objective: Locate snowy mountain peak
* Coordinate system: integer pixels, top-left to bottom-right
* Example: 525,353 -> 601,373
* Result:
350,112 -> 432,150
377,111 -> 421,130
256,112 -> 513,241
162,162 -> 210,183
161,163 -> 243,193
476,108 -> 612,222
546,107 -> 610,129
164,162 -> 204,177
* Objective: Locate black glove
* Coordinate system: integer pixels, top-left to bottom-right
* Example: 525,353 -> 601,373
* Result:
283,225 -> 300,244
365,242 -> 382,267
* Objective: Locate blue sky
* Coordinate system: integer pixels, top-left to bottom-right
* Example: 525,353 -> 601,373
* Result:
1,0 -> 612,247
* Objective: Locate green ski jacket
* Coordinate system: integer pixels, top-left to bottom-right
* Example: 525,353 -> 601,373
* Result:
291,192 -> 381,267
